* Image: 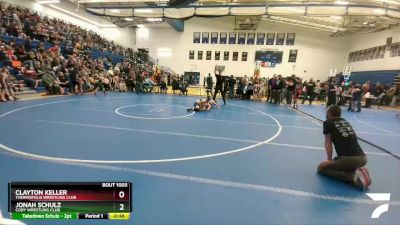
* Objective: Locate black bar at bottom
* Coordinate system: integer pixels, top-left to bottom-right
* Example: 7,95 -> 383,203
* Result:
78,213 -> 108,219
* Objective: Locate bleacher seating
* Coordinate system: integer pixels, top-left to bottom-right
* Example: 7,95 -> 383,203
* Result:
0,35 -> 125,64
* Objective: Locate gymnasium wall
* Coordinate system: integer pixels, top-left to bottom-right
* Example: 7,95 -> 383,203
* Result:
345,27 -> 400,72
2,0 -> 135,48
136,16 -> 348,81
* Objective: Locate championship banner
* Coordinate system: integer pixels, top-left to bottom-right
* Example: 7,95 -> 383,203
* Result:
256,33 -> 265,45
211,32 -> 218,44
215,51 -> 220,60
202,32 -> 209,44
286,33 -> 296,45
238,32 -> 246,44
247,33 -> 255,45
266,33 -> 275,45
224,51 -> 229,61
189,50 -> 195,60
229,32 -> 237,44
232,52 -> 238,61
220,32 -> 227,44
288,49 -> 298,63
193,32 -> 200,43
206,51 -> 212,60
276,33 -> 285,45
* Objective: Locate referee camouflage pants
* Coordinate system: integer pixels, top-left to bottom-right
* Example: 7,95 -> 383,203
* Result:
318,155 -> 367,182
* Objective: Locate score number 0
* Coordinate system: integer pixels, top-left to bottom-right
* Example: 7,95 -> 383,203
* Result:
119,191 -> 125,211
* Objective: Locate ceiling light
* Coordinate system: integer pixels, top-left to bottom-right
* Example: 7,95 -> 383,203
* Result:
137,24 -> 145,28
37,0 -> 60,4
124,18 -> 133,21
110,9 -> 120,13
48,4 -> 117,28
157,48 -> 171,52
134,9 -> 153,13
334,0 -> 349,5
329,15 -> 343,20
146,18 -> 163,22
267,16 -> 346,32
373,8 -> 386,14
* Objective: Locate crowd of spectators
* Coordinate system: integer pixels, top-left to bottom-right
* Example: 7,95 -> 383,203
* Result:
0,1 -> 134,56
205,73 -> 400,110
0,1 -> 174,102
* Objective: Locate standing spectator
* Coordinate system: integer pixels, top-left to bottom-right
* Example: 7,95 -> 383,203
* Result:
286,75 -> 296,105
326,78 -> 337,108
315,80 -> 321,100
270,75 -> 278,103
135,71 -> 144,94
205,73 -> 213,90
374,82 -> 385,106
302,78 -> 316,105
272,75 -> 284,104
227,75 -> 236,99
293,83 -> 303,109
389,84 -> 399,106
279,75 -> 286,103
212,70 -> 226,105
243,75 -> 248,87
348,83 -> 362,112
362,81 -> 371,108
236,78 -> 245,99
336,83 -> 343,106
267,75 -> 274,103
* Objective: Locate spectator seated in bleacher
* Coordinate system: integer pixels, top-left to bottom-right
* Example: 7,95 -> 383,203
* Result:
40,69 -> 66,95
10,65 -> 39,89
0,0 -> 169,101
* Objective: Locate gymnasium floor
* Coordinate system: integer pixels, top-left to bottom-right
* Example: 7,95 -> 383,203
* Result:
298,104 -> 400,158
0,93 -> 399,225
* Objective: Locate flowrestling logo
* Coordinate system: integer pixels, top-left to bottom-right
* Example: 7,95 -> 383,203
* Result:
366,193 -> 391,219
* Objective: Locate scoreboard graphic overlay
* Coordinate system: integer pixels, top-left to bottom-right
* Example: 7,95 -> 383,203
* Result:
8,182 -> 132,220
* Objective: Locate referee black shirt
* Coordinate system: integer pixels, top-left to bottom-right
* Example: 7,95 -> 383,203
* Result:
323,117 -> 365,157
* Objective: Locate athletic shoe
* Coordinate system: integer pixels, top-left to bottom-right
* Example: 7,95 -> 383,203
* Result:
353,167 -> 372,191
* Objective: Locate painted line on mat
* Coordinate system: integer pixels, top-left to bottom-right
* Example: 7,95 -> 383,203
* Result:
267,142 -> 388,156
0,99 -> 282,163
60,162 -> 400,206
2,117 -> 388,157
115,104 -> 195,120
353,115 -> 396,135
10,117 -> 260,144
43,106 -> 400,137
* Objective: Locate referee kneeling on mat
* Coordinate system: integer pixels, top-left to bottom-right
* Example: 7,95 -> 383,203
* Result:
318,105 -> 371,190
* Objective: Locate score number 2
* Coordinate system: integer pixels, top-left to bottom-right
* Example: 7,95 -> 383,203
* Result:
119,191 -> 125,211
